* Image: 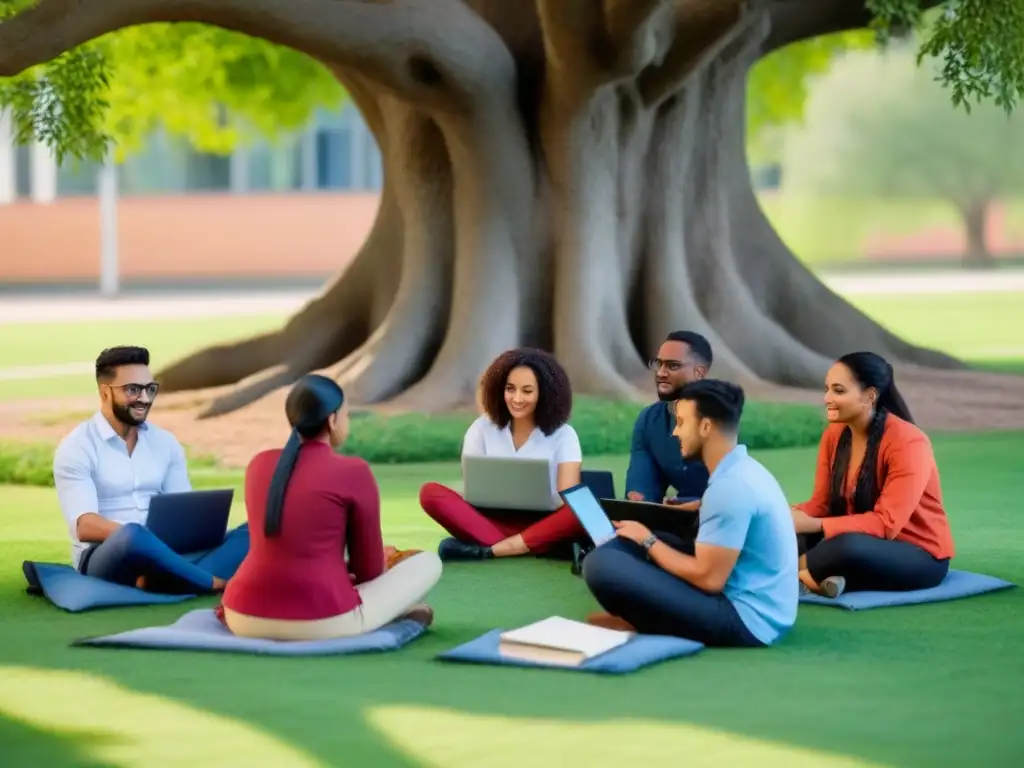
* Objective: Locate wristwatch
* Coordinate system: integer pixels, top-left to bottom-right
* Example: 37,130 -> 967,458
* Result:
641,534 -> 658,556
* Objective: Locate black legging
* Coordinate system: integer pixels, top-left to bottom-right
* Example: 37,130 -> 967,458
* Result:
799,532 -> 949,592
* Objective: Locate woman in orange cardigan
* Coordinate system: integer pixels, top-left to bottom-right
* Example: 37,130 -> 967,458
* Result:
790,352 -> 955,598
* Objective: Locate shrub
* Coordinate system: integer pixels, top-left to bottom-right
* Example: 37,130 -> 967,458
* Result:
0,398 -> 825,486
342,397 -> 825,463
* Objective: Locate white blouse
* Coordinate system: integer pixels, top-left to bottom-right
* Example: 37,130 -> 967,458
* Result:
461,415 -> 583,495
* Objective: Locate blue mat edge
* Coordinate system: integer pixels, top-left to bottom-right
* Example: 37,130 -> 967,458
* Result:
23,561 -> 198,613
69,609 -> 429,656
435,628 -> 705,675
798,570 -> 1016,611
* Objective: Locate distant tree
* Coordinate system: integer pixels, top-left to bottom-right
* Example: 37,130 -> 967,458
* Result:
0,1 -> 1022,413
783,44 -> 1024,268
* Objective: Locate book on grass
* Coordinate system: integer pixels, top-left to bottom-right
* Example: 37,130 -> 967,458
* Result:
498,616 -> 634,667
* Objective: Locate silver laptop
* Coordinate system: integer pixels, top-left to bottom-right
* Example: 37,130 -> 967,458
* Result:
462,455 -> 559,512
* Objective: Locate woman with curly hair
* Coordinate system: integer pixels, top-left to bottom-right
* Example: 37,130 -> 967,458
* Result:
419,348 -> 585,561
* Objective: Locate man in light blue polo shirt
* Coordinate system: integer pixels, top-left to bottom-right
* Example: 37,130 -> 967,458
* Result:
53,345 -> 248,593
582,379 -> 798,647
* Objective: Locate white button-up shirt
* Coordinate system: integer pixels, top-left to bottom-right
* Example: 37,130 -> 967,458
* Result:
52,412 -> 191,568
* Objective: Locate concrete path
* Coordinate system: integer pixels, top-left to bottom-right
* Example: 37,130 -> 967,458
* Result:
1,269 -> 1021,324
824,269 -> 1024,296
1,268 -> 1021,382
0,290 -> 313,324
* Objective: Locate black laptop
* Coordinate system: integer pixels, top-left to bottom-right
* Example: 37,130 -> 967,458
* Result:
598,498 -> 699,541
145,489 -> 234,554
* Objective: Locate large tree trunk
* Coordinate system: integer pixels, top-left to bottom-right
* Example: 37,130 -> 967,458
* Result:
960,198 -> 996,270
0,0 -> 966,418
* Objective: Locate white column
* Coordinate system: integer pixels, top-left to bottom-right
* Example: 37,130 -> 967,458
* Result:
300,127 -> 317,190
229,145 -> 249,193
97,150 -> 120,298
0,110 -> 14,203
29,140 -> 57,204
349,110 -> 367,190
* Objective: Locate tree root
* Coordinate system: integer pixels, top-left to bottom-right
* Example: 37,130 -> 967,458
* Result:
27,0 -> 970,418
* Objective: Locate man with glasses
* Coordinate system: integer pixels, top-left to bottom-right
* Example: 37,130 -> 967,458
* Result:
52,346 -> 248,593
625,331 -> 713,508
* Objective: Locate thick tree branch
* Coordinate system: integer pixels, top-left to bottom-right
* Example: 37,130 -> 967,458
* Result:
765,0 -> 944,53
638,0 -> 750,108
536,0 -> 674,80
0,0 -> 516,110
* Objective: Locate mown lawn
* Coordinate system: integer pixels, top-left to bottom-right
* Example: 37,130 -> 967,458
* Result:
1,434 -> 1022,767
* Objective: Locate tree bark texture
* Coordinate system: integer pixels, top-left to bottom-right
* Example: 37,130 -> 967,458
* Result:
0,0 -> 966,416
961,199 -> 996,270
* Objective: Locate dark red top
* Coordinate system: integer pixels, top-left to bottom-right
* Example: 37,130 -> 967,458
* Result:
222,442 -> 385,621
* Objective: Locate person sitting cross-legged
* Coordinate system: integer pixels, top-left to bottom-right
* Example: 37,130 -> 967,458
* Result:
790,352 -> 955,599
221,375 -> 441,640
583,380 -> 799,648
419,347 -> 586,561
53,346 -> 249,594
625,330 -> 714,509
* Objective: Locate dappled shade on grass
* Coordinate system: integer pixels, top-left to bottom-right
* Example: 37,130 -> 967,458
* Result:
0,434 -> 1022,767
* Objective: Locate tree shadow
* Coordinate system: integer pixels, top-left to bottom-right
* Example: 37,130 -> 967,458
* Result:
3,555 -> 1021,768
0,713 -> 119,768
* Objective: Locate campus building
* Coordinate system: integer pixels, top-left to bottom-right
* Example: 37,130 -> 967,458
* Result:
0,105 -> 384,286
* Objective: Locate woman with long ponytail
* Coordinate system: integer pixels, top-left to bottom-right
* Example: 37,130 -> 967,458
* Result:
790,352 -> 955,598
221,375 -> 442,641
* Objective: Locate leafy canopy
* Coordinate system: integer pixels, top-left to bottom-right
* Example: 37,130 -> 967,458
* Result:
0,0 -> 1022,163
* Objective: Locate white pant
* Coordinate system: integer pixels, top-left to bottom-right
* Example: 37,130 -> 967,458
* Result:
224,551 -> 443,641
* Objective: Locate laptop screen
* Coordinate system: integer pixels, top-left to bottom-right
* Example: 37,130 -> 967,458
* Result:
561,485 -> 616,546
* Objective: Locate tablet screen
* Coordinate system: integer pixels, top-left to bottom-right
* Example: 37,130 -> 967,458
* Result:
562,485 -> 616,545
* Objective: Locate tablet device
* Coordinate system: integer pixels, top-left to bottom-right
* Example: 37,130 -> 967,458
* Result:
559,483 -> 617,547
146,489 -> 233,554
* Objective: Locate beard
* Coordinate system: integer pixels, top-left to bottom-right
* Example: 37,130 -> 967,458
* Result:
657,382 -> 688,402
112,400 -> 150,427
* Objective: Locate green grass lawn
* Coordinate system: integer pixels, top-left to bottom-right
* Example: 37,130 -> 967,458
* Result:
2,436 -> 1022,767
847,292 -> 1024,371
758,194 -> 1024,267
0,290 -> 1022,402
0,314 -> 287,401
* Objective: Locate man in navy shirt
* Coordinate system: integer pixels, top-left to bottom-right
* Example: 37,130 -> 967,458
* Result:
625,330 -> 713,508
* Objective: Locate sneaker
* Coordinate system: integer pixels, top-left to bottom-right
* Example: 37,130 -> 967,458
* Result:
820,575 -> 847,598
437,537 -> 494,561
570,542 -> 593,577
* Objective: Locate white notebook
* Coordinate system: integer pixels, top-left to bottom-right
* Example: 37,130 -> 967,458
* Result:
498,616 -> 634,667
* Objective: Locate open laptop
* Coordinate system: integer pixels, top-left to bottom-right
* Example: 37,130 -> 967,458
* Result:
599,498 -> 699,540
146,489 -> 234,555
462,455 -> 559,513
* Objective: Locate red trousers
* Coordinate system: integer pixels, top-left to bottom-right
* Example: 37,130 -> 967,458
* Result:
419,482 -> 584,554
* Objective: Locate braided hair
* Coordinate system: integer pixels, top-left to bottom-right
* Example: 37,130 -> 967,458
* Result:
827,352 -> 914,517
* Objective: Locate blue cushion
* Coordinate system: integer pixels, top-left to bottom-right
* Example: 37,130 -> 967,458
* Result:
436,628 -> 704,674
799,569 -> 1015,611
72,608 -> 427,656
23,561 -> 197,613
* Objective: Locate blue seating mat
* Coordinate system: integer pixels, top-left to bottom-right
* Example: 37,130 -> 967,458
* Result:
436,628 -> 704,674
72,608 -> 428,656
23,561 -> 196,613
799,569 -> 1015,611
